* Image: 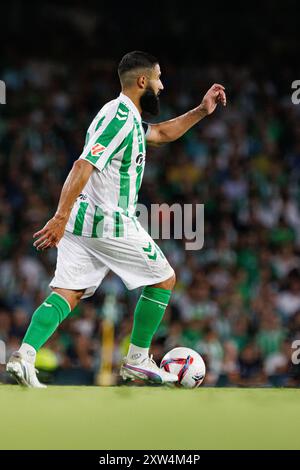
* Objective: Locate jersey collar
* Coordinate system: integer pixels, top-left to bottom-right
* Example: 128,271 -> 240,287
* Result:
119,93 -> 142,123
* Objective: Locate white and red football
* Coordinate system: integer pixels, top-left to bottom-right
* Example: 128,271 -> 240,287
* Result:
160,347 -> 206,388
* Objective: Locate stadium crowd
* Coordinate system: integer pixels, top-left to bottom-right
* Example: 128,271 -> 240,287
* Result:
0,56 -> 300,386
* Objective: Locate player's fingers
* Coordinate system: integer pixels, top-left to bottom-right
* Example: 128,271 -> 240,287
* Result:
38,243 -> 50,251
34,235 -> 53,249
47,234 -> 59,245
40,241 -> 54,250
39,239 -> 56,250
212,90 -> 222,100
211,87 -> 224,96
219,90 -> 227,105
33,227 -> 47,238
46,238 -> 58,249
33,233 -> 49,247
212,83 -> 225,90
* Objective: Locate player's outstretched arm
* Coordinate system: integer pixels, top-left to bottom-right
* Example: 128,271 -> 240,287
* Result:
33,159 -> 94,250
146,83 -> 226,146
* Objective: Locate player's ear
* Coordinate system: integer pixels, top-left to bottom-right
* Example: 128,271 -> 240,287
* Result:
137,75 -> 147,89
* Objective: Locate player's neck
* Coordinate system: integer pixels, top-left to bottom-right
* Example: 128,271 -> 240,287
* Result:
121,89 -> 142,115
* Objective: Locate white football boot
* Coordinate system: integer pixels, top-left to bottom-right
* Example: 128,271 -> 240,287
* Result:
120,354 -> 178,385
6,352 -> 47,388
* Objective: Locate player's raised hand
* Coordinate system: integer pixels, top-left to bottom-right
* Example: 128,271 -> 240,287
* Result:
200,83 -> 226,115
33,215 -> 67,250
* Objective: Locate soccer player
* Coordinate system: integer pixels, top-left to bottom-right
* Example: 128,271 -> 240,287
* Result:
7,51 -> 226,387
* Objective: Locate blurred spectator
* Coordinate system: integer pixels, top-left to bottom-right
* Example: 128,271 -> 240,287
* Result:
1,41 -> 300,387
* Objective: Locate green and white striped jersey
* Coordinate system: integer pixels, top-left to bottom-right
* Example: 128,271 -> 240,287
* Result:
65,93 -> 149,238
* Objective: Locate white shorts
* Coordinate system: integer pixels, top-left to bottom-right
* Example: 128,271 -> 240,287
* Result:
50,223 -> 174,299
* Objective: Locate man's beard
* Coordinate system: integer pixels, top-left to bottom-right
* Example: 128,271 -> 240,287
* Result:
140,88 -> 160,116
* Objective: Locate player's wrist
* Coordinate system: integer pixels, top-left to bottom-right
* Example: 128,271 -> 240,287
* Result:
197,103 -> 209,117
54,212 -> 69,223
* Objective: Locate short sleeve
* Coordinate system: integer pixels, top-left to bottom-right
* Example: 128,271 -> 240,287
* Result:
80,103 -> 130,171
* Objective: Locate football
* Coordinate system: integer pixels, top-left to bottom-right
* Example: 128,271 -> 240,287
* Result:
160,347 -> 206,388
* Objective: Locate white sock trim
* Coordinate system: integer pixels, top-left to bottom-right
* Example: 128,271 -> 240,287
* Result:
127,344 -> 149,363
140,295 -> 168,307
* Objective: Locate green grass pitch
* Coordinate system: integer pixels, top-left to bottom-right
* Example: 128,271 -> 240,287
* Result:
0,385 -> 299,449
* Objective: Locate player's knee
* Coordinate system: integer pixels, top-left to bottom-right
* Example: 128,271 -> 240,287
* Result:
152,271 -> 176,290
167,271 -> 176,290
51,288 -> 84,311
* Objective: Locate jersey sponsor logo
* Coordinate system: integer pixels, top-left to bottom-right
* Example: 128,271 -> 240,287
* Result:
91,143 -> 106,156
136,153 -> 145,165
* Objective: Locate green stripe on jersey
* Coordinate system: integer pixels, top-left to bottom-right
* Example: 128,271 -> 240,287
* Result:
92,205 -> 104,238
73,202 -> 89,235
85,103 -> 129,165
114,211 -> 124,237
118,128 -> 134,211
85,154 -> 101,165
103,135 -> 129,171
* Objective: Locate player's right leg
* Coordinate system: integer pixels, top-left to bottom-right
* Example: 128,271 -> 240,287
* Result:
85,221 -> 179,385
120,273 -> 178,384
6,287 -> 84,388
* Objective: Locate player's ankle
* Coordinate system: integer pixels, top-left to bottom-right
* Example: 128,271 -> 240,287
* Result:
126,343 -> 149,364
18,343 -> 36,365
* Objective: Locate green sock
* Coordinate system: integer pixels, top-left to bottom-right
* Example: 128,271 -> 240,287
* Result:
130,286 -> 172,348
23,292 -> 71,351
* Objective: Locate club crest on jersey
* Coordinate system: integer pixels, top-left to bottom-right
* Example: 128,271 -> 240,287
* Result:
91,143 -> 106,156
136,153 -> 145,165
